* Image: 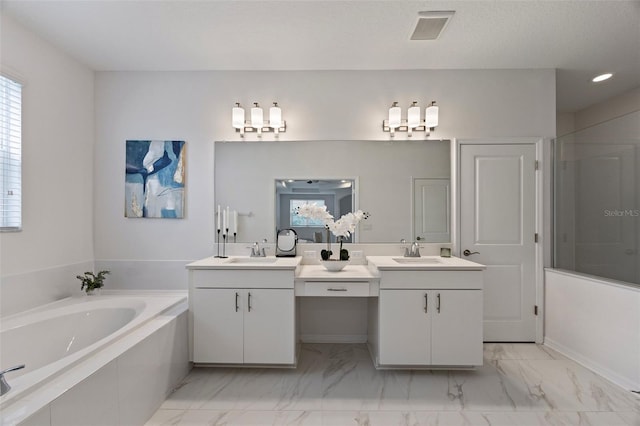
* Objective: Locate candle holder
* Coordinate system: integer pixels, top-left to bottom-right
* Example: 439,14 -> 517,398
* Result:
215,229 -> 228,258
222,228 -> 230,258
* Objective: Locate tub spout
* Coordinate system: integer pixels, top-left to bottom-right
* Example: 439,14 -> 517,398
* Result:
0,364 -> 25,396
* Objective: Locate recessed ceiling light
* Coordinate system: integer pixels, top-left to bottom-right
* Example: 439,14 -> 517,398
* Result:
592,73 -> 613,83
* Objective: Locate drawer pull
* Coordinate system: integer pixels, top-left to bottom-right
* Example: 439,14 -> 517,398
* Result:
327,288 -> 348,292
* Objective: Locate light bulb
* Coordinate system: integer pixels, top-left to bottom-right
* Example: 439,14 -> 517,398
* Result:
407,101 -> 421,137
388,102 -> 401,129
269,102 -> 282,132
251,102 -> 263,129
425,101 -> 439,129
232,102 -> 244,129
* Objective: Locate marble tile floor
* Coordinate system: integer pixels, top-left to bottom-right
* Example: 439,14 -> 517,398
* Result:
146,343 -> 640,426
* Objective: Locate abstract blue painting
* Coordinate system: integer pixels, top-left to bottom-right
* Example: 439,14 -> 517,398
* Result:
125,140 -> 185,218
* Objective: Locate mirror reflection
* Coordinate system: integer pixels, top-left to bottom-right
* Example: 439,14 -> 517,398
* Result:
275,179 -> 355,243
214,140 -> 451,243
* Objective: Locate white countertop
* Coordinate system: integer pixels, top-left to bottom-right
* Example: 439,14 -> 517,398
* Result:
185,255 -> 484,272
186,256 -> 301,270
367,256 -> 485,271
296,265 -> 379,281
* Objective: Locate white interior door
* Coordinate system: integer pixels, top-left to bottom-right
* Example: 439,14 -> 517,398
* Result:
460,144 -> 537,342
413,178 -> 451,242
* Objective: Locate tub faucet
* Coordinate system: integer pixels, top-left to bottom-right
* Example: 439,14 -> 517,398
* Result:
0,364 -> 25,396
404,241 -> 421,257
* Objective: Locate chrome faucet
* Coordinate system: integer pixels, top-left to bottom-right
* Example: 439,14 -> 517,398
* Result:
0,364 -> 25,396
404,241 -> 421,257
250,241 -> 266,257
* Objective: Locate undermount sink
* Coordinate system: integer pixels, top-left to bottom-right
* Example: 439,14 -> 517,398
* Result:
392,257 -> 441,264
228,257 -> 279,264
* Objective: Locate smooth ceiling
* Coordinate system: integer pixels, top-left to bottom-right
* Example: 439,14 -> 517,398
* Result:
2,0 -> 639,112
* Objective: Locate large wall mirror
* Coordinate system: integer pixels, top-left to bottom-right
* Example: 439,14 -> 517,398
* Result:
214,140 -> 451,243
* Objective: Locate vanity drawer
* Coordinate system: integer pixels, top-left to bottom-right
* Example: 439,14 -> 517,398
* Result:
378,270 -> 483,290
303,281 -> 370,297
191,269 -> 294,289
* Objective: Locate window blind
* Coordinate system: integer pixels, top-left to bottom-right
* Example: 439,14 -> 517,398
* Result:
0,74 -> 22,231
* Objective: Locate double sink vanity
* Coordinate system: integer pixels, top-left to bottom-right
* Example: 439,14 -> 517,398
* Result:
187,254 -> 485,369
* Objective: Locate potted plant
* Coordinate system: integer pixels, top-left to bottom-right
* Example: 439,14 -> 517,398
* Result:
296,203 -> 369,270
76,270 -> 110,295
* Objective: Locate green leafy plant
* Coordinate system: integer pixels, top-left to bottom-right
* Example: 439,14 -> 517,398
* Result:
76,270 -> 110,293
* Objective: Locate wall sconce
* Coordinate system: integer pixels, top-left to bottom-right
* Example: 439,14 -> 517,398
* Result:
382,101 -> 439,137
232,101 -> 286,137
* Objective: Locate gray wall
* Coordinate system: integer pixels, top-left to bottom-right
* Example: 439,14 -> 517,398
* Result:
94,69 -> 556,271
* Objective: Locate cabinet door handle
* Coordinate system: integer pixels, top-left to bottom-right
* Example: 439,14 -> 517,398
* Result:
235,292 -> 239,312
424,293 -> 428,313
437,293 -> 441,313
247,292 -> 252,312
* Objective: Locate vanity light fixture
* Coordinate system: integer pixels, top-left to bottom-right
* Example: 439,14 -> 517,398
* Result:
407,101 -> 421,137
388,102 -> 402,136
269,102 -> 282,134
251,102 -> 264,135
383,100 -> 438,137
425,101 -> 439,130
232,103 -> 245,135
232,101 -> 286,137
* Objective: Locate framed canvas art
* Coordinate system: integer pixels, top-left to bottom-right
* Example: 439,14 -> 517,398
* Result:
125,140 -> 185,218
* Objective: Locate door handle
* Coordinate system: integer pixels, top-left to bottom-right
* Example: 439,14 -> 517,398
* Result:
463,249 -> 480,256
247,292 -> 252,312
437,293 -> 441,313
235,292 -> 239,312
424,293 -> 428,313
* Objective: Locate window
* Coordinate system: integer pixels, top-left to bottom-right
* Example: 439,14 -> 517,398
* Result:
290,199 -> 326,227
0,74 -> 22,231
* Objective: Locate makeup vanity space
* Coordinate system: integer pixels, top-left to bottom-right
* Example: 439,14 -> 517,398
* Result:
187,255 -> 485,369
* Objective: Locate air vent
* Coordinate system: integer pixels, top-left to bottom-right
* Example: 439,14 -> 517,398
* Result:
410,11 -> 455,41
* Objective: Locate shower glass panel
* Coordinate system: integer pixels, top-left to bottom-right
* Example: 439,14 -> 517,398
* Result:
554,111 -> 640,286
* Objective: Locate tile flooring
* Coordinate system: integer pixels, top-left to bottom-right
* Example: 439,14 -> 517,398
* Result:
146,343 -> 640,425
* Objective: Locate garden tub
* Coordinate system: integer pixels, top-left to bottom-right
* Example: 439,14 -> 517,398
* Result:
0,292 -> 188,425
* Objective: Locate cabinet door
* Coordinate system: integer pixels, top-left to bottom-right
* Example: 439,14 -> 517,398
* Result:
431,290 -> 483,366
243,289 -> 295,365
379,289 -> 431,365
192,288 -> 244,364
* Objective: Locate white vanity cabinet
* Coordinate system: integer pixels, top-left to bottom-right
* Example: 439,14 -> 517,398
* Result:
366,261 -> 484,369
187,261 -> 299,366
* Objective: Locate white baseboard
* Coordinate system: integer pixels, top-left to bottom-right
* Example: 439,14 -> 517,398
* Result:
544,337 -> 639,392
300,334 -> 367,344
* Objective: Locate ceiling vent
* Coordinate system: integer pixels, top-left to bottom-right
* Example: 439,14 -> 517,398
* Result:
410,11 -> 455,41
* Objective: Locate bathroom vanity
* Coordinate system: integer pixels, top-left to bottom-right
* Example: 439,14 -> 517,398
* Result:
367,256 -> 484,368
187,255 -> 484,369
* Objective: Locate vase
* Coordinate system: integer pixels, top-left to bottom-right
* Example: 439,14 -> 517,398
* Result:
85,288 -> 101,296
320,259 -> 350,272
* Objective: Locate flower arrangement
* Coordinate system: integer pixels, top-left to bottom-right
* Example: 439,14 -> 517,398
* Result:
296,203 -> 369,260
